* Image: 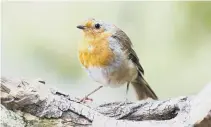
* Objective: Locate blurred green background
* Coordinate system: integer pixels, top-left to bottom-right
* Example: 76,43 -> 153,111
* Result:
2,1 -> 211,104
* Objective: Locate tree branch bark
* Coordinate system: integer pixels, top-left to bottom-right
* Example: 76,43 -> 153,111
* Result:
1,77 -> 211,127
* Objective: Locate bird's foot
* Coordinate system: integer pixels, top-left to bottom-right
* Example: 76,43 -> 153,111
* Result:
78,86 -> 103,104
114,98 -> 130,111
78,97 -> 93,103
110,99 -> 132,118
118,98 -> 130,107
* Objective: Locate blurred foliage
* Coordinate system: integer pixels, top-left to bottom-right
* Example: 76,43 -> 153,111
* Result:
175,2 -> 211,49
188,2 -> 211,30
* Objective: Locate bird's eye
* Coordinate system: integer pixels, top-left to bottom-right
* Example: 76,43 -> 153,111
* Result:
95,23 -> 100,29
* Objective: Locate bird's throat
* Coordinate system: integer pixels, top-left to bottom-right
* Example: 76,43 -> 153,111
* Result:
78,32 -> 114,68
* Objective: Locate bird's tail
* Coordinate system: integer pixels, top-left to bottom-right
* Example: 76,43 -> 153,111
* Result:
131,75 -> 158,100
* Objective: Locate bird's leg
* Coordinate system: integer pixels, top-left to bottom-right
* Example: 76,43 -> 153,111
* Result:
80,86 -> 103,103
125,82 -> 129,101
121,82 -> 130,105
117,82 -> 130,107
113,82 -> 131,114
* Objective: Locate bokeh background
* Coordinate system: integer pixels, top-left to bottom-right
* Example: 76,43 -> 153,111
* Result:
2,1 -> 211,104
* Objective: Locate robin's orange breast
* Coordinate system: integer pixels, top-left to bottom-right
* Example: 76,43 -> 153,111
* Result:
78,32 -> 114,68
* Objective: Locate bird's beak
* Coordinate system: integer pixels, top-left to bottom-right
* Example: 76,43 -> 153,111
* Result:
77,25 -> 85,30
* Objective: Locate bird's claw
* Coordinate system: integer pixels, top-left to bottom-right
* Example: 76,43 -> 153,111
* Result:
79,97 -> 93,103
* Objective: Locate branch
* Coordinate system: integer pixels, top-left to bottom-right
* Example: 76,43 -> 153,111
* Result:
1,77 -> 211,127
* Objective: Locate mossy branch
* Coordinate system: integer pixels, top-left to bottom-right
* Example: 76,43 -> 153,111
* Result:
1,77 -> 211,127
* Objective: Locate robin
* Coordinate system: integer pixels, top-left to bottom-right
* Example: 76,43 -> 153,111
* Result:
77,18 -> 158,101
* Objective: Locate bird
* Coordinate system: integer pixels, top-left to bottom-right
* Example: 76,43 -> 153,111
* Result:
77,18 -> 158,102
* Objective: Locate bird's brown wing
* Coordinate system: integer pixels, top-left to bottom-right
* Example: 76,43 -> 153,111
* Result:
111,29 -> 144,74
112,28 -> 158,100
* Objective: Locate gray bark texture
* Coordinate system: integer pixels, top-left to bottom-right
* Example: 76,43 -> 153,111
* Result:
0,77 -> 211,127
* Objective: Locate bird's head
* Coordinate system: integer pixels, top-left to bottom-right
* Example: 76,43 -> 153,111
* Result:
77,18 -> 116,37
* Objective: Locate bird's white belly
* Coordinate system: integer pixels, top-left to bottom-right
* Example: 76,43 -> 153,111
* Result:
85,60 -> 138,87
